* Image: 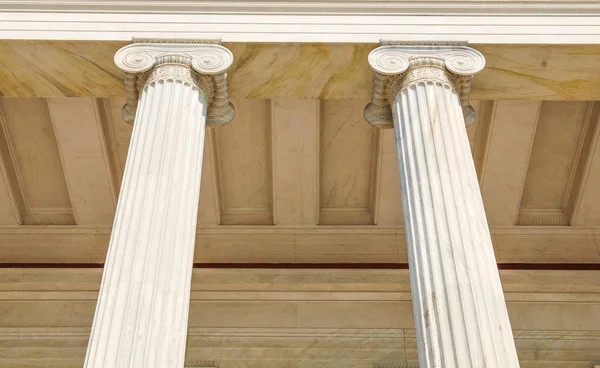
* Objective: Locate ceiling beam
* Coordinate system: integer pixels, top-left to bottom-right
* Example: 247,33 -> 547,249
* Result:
271,98 -> 319,226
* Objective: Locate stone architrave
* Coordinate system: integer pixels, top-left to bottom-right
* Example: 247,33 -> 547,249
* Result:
84,41 -> 234,368
365,44 -> 520,367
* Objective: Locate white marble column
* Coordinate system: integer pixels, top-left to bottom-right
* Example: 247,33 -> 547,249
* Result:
365,45 -> 520,367
84,42 -> 234,368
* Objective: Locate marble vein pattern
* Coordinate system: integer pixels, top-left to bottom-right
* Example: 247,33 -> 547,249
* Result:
3,41 -> 600,101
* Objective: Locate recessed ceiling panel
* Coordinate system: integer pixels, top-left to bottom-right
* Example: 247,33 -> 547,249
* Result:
214,99 -> 273,225
0,98 -> 74,225
320,100 -> 379,225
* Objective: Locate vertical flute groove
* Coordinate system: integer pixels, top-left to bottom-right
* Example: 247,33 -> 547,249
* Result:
146,81 -> 188,367
85,77 -> 207,368
392,78 -> 520,367
136,80 -> 182,367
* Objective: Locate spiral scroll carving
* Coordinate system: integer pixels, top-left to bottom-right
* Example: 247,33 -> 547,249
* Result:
444,48 -> 486,75
114,43 -> 234,74
365,44 -> 486,128
115,51 -> 156,73
114,41 -> 235,126
367,45 -> 485,77
368,48 -> 409,75
191,47 -> 234,75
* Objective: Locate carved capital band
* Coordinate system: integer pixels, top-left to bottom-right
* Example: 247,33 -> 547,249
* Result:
364,44 -> 486,129
114,41 -> 235,126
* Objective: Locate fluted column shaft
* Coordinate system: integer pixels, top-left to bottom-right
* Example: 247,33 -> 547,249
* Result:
85,42 -> 234,368
366,46 -> 519,367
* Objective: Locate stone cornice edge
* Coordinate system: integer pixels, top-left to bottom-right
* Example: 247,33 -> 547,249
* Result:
2,1 -> 600,43
3,1 -> 600,15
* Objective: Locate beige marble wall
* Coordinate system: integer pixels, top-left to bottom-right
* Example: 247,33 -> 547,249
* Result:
1,268 -> 599,367
2,41 -> 600,100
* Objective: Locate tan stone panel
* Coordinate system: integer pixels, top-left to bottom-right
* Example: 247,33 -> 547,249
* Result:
0,328 -> 89,367
508,302 -> 600,331
184,328 -> 403,352
494,233 -> 599,263
500,270 -> 600,294
294,254 -> 401,263
331,269 -> 408,292
296,301 -> 413,328
0,229 -> 109,263
518,101 -> 591,225
189,301 -> 297,328
271,98 -> 319,225
526,362 -> 586,368
505,330 -> 600,366
194,233 -> 295,263
0,269 -> 23,291
0,98 -> 74,224
191,269 -> 262,291
320,100 -> 377,225
7,227 -> 600,264
294,233 -> 399,260
20,269 -> 101,291
214,99 -> 272,225
184,346 -> 399,361
259,269 -> 332,292
0,301 -> 94,327
0,358 -> 84,368
88,230 -> 406,264
187,361 -> 391,368
481,101 -> 541,226
47,97 -> 116,225
7,268 -> 600,297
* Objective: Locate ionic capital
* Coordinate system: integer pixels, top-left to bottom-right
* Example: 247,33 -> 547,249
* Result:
114,39 -> 235,126
364,43 -> 486,129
